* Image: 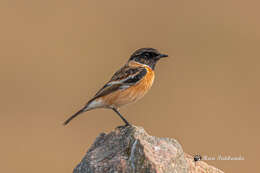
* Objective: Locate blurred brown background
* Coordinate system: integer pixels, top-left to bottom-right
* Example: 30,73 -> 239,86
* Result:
0,0 -> 259,172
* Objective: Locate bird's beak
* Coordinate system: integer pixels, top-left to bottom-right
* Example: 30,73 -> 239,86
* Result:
158,54 -> 168,59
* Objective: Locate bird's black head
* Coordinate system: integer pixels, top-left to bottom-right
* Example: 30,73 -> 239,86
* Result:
129,48 -> 168,70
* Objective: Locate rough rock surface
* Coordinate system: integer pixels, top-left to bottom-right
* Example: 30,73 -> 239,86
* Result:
73,126 -> 224,173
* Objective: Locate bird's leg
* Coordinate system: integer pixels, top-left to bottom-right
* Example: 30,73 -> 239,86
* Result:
112,108 -> 131,126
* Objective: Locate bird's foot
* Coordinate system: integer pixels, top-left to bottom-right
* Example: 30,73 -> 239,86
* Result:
117,123 -> 131,129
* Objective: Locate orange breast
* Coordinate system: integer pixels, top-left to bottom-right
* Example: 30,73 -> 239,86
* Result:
102,66 -> 155,108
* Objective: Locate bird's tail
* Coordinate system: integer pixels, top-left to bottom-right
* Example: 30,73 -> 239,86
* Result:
63,105 -> 91,126
63,98 -> 101,126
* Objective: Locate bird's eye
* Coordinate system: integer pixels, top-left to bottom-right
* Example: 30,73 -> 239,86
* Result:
144,53 -> 150,58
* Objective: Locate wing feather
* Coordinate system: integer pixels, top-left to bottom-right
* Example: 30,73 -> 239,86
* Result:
93,65 -> 147,99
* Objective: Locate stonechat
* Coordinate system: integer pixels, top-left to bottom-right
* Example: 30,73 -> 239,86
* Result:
63,48 -> 168,126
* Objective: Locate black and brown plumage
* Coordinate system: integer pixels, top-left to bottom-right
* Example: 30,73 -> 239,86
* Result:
63,48 -> 168,126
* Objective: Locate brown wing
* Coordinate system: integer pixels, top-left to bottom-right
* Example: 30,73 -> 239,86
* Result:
93,65 -> 147,99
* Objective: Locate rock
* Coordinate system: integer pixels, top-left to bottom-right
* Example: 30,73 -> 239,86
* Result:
73,126 -> 224,173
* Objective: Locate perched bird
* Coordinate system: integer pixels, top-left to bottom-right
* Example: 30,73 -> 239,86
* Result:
63,48 -> 168,126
